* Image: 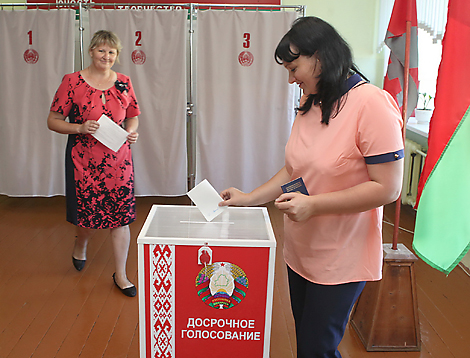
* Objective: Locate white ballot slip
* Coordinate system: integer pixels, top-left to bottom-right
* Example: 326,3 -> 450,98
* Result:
187,179 -> 226,222
92,114 -> 129,152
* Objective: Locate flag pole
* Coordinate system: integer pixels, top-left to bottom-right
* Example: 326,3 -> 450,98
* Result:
351,3 -> 421,352
392,2 -> 412,250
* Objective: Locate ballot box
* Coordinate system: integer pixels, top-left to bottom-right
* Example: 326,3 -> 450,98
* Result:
137,205 -> 276,358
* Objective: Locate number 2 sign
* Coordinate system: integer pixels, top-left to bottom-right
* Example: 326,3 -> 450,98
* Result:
131,30 -> 146,65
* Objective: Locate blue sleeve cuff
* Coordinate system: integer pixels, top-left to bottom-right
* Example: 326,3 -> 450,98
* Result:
364,149 -> 404,164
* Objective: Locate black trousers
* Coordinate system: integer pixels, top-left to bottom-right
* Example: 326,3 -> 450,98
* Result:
287,266 -> 366,358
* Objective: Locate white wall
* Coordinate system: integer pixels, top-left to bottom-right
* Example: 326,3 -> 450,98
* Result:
282,0 -> 386,86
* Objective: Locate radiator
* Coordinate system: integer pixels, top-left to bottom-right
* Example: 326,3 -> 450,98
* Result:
402,139 -> 427,207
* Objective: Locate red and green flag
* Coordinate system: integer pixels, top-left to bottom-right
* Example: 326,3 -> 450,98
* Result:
413,0 -> 470,274
383,0 -> 419,119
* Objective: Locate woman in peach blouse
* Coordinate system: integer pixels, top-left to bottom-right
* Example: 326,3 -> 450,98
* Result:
220,17 -> 404,358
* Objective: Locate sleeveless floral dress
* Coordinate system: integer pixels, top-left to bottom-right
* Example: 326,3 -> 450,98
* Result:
50,71 -> 140,229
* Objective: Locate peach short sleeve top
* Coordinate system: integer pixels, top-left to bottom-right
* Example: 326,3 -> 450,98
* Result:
283,82 -> 403,285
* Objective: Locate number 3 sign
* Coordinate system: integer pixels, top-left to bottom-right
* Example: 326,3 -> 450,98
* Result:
239,32 -> 254,67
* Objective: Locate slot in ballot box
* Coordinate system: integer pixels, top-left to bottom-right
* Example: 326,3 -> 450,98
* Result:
137,205 -> 276,358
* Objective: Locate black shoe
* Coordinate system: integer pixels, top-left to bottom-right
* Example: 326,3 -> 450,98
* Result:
113,273 -> 136,297
72,256 -> 86,271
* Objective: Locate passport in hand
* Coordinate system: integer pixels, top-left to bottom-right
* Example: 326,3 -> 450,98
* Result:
281,177 -> 309,196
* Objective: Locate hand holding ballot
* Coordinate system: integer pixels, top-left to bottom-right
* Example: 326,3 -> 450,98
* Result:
219,186 -> 253,207
79,119 -> 100,135
91,114 -> 130,152
219,169 -> 312,223
126,130 -> 139,145
187,179 -> 226,221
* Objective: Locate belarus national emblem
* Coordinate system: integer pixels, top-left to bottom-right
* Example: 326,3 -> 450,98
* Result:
196,262 -> 249,309
131,49 -> 146,65
238,51 -> 254,67
24,49 -> 39,64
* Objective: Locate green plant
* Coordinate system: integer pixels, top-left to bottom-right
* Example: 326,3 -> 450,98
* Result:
419,92 -> 434,110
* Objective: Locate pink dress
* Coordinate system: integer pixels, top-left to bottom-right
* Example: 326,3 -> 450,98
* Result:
50,71 -> 140,229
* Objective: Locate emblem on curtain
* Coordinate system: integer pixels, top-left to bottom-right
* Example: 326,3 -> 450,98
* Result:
195,261 -> 249,310
24,31 -> 39,64
24,49 -> 39,64
238,51 -> 254,67
131,49 -> 146,65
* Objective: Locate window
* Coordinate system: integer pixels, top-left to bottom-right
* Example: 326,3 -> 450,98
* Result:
417,28 -> 442,110
378,0 -> 448,111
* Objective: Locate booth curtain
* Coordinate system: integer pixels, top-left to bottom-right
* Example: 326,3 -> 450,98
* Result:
89,9 -> 188,196
195,10 -> 298,193
0,9 -> 75,196
0,8 -> 299,197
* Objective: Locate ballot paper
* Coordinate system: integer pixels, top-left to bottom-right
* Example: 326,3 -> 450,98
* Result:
92,114 -> 129,152
187,179 -> 226,222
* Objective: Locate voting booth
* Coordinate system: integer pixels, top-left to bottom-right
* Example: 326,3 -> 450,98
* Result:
137,205 -> 276,358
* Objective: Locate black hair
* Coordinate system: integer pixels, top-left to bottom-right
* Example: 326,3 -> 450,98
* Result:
275,16 -> 367,124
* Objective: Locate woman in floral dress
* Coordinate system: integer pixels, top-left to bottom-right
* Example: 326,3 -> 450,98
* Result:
47,30 -> 140,297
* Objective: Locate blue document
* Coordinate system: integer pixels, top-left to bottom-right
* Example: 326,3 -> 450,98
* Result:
281,177 -> 309,196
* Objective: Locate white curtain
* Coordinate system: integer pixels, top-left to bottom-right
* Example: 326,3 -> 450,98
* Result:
378,0 -> 448,49
195,10 -> 298,193
0,9 -> 75,196
89,9 -> 188,196
417,0 -> 448,43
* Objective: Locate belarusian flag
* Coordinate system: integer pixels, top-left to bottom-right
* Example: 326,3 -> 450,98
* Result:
413,0 -> 470,274
383,0 -> 419,120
